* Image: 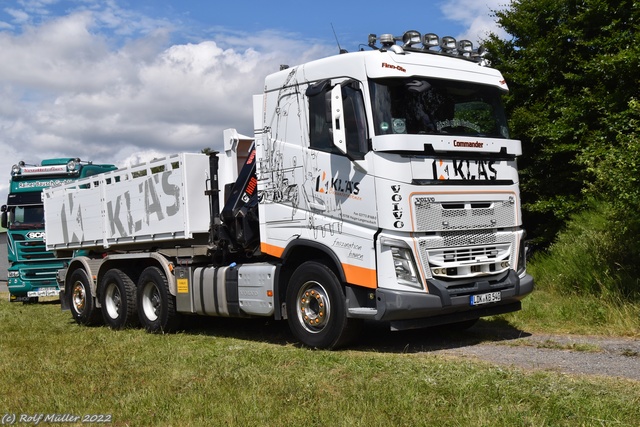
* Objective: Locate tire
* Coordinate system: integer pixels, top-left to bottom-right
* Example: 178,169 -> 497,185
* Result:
137,266 -> 180,333
286,261 -> 361,349
99,268 -> 138,330
68,268 -> 102,326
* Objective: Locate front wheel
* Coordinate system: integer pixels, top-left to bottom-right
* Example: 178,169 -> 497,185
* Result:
99,268 -> 138,329
137,266 -> 180,333
68,268 -> 102,326
286,261 -> 360,349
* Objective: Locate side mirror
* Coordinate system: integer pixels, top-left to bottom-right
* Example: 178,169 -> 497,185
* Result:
1,205 -> 7,229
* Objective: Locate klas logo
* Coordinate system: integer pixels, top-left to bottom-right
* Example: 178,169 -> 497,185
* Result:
315,171 -> 360,196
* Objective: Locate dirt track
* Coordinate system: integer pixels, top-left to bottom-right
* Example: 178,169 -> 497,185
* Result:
352,321 -> 640,381
434,332 -> 640,381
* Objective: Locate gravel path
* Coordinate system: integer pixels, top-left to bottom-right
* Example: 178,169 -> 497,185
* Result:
354,322 -> 640,381
434,333 -> 640,381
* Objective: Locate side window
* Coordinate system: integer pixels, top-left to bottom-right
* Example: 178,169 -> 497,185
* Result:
307,79 -> 369,158
342,84 -> 368,159
307,80 -> 336,153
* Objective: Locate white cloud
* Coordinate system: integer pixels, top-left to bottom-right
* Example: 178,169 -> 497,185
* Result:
440,0 -> 511,44
0,7 -> 333,199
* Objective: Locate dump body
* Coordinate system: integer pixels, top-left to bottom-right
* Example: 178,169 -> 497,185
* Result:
44,153 -> 211,252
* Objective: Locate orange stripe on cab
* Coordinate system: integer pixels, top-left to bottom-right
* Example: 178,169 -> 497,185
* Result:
261,242 -> 377,289
261,242 -> 285,258
342,263 -> 377,289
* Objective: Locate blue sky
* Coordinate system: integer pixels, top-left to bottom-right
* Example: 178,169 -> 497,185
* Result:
0,0 -> 510,199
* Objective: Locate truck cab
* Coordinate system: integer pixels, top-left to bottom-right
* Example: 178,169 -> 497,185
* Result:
2,158 -> 116,302
253,31 -> 533,339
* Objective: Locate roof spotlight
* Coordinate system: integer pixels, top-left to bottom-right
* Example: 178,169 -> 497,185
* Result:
457,39 -> 473,57
457,40 -> 473,53
440,36 -> 457,52
379,33 -> 395,46
368,34 -> 377,47
402,30 -> 421,48
422,33 -> 439,49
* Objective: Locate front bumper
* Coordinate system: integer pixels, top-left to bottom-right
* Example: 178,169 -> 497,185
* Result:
360,270 -> 534,330
8,280 -> 61,301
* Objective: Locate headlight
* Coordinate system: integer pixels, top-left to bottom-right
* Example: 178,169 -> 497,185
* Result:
392,247 -> 421,288
8,271 -> 20,278
381,237 -> 423,289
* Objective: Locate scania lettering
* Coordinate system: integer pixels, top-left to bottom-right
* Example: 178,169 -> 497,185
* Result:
44,31 -> 533,348
2,158 -> 116,302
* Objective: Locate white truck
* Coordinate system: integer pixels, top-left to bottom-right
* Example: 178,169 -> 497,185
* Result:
44,31 -> 534,349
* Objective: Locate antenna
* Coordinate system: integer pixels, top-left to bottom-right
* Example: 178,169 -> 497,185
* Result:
331,23 -> 348,54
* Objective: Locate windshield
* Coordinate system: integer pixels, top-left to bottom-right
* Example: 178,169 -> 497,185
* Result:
369,77 -> 510,138
7,205 -> 44,230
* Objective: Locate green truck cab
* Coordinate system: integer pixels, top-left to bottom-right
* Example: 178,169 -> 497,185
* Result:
1,158 -> 116,302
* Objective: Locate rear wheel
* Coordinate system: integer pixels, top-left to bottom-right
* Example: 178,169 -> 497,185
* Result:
137,266 -> 180,333
68,268 -> 101,326
99,268 -> 138,329
286,261 -> 360,349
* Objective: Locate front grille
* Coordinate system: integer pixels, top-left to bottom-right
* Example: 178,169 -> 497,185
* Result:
16,241 -> 53,261
430,244 -> 511,264
417,232 -> 516,281
413,197 -> 517,232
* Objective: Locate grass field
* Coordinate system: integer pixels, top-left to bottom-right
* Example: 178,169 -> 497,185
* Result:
1,292 -> 639,426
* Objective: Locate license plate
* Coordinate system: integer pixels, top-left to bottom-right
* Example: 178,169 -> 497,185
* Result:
470,291 -> 501,306
27,289 -> 60,297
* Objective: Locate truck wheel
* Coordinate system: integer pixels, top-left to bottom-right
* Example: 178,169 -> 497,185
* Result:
137,266 -> 180,333
68,268 -> 101,326
99,268 -> 138,330
286,261 -> 360,349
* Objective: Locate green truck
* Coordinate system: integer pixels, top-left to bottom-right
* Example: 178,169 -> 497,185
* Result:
1,158 -> 116,302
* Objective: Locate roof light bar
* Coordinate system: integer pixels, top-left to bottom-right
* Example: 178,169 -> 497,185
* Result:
367,30 -> 487,64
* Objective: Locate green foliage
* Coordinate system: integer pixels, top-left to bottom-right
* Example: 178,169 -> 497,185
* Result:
484,0 -> 640,249
483,0 -> 640,299
527,202 -> 640,300
582,99 -> 640,212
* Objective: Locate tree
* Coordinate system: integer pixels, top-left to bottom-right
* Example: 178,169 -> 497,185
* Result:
483,0 -> 640,249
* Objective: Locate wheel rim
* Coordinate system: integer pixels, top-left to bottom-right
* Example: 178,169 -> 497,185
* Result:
296,280 -> 331,333
141,282 -> 161,322
71,281 -> 87,314
104,282 -> 121,320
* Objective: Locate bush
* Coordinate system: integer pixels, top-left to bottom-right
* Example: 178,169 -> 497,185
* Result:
528,201 -> 640,300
